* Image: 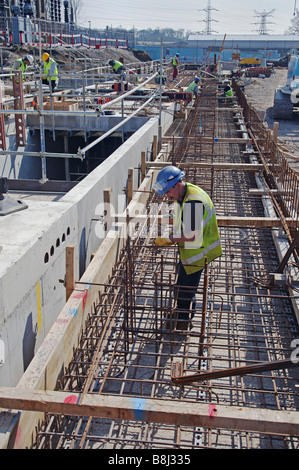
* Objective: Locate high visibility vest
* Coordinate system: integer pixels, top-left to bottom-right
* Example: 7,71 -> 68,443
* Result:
225,85 -> 233,96
11,59 -> 26,81
186,81 -> 198,95
44,58 -> 58,81
174,183 -> 222,274
113,61 -> 123,73
172,56 -> 179,66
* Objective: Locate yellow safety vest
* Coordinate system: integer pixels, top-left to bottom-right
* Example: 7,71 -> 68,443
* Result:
11,59 -> 27,81
44,58 -> 58,81
113,61 -> 123,73
225,85 -> 233,96
186,81 -> 198,95
174,183 -> 222,274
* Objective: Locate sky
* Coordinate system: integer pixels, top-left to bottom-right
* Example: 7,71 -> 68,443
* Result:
78,0 -> 297,35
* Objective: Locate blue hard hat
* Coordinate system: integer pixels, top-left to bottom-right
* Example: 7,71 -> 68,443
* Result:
153,166 -> 185,195
194,77 -> 200,82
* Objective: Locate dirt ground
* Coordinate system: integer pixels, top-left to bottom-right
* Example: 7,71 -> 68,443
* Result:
243,68 -> 299,170
1,45 -> 152,73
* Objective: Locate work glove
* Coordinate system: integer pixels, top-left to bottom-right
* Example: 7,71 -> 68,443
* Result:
155,237 -> 173,247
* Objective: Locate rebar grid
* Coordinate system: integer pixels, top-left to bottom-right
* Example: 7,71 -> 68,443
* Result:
32,78 -> 299,449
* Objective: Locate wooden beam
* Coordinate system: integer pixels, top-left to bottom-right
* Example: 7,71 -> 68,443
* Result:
188,107 -> 243,112
0,387 -> 298,436
127,168 -> 133,204
65,244 -> 75,301
108,214 -> 297,229
162,136 -> 252,144
146,161 -> 265,171
152,135 -> 158,160
103,188 -> 112,233
217,216 -> 297,228
141,151 -> 146,181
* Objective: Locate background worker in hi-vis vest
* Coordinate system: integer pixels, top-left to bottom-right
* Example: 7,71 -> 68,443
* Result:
41,53 -> 58,92
153,165 -> 222,329
11,55 -> 34,81
172,53 -> 179,80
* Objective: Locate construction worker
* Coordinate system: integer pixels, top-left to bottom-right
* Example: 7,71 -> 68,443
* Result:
108,59 -> 125,75
222,79 -> 233,97
155,68 -> 167,85
186,76 -> 200,97
172,53 -> 179,80
11,55 -> 34,81
153,165 -> 222,329
128,69 -> 140,84
41,53 -> 58,92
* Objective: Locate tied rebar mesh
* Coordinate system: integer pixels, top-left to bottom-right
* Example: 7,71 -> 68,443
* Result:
33,77 -> 299,450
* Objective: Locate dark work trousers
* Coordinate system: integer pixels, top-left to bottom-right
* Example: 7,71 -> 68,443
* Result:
175,261 -> 203,320
42,78 -> 56,92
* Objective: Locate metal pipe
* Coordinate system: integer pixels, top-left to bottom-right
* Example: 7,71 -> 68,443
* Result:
171,358 -> 297,385
0,150 -> 83,160
78,92 -> 158,157
38,76 -> 47,181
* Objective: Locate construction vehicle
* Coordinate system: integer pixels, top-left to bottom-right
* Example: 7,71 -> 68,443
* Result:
273,51 -> 299,119
239,57 -> 261,67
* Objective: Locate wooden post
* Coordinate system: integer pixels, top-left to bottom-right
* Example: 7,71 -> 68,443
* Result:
127,168 -> 133,204
141,151 -> 146,181
152,135 -> 158,161
273,122 -> 279,143
103,187 -> 112,234
266,129 -> 271,152
65,244 -> 76,301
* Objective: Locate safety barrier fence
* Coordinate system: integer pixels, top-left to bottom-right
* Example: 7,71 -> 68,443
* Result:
0,29 -> 128,49
19,31 -> 128,49
233,80 -> 299,242
0,16 -> 129,48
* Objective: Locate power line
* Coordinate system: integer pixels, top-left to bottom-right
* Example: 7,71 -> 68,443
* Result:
252,9 -> 275,35
198,0 -> 218,35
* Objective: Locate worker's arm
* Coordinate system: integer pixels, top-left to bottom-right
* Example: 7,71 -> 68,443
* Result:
156,201 -> 203,247
169,231 -> 197,244
12,60 -> 21,72
49,62 -> 57,78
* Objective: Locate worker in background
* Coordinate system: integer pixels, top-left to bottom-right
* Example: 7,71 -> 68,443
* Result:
41,53 -> 58,92
155,68 -> 167,85
11,55 -> 34,81
153,166 -> 222,330
108,59 -> 125,76
128,69 -> 140,84
222,79 -> 233,97
172,53 -> 179,80
186,76 -> 200,98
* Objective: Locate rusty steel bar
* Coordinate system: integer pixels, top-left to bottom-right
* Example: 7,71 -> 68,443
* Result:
171,358 -> 297,385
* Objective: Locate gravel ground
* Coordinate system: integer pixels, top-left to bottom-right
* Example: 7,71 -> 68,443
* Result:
243,68 -> 299,170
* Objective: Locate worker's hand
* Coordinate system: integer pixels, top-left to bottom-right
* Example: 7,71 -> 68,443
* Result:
155,237 -> 173,247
